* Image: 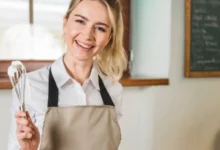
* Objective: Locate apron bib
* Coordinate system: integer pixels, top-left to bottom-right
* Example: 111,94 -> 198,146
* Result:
39,69 -> 121,150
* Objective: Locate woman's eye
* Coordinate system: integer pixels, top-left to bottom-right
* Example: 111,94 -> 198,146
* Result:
95,26 -> 106,32
75,20 -> 85,24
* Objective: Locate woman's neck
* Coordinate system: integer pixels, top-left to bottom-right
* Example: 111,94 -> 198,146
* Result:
63,54 -> 92,85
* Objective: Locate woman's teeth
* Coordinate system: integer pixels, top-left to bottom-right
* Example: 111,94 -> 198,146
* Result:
76,40 -> 93,49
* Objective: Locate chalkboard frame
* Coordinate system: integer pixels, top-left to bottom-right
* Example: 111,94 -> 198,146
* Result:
185,0 -> 220,77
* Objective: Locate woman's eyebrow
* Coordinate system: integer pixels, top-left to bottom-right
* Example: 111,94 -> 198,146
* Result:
74,14 -> 110,28
74,14 -> 88,21
96,22 -> 110,28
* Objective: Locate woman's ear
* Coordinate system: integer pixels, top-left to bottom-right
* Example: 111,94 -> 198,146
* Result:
63,16 -> 68,33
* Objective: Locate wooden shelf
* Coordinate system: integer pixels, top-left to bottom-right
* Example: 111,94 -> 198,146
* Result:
120,78 -> 169,86
0,77 -> 11,89
0,77 -> 169,89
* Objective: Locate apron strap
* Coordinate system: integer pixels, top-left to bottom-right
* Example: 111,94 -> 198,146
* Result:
48,68 -> 115,107
48,68 -> 59,107
98,76 -> 115,106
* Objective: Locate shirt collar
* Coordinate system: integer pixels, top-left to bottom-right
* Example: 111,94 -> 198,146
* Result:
51,55 -> 100,90
51,55 -> 71,88
89,67 -> 100,90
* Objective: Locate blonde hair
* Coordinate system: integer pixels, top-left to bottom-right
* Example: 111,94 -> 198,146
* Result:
65,0 -> 127,80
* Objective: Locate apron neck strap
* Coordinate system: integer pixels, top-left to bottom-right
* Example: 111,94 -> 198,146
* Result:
98,76 -> 115,106
48,68 -> 115,107
48,67 -> 59,107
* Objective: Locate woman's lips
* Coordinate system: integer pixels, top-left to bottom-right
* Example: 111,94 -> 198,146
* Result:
75,40 -> 94,50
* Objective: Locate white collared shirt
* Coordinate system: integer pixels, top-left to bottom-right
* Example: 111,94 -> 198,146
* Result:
8,55 -> 123,150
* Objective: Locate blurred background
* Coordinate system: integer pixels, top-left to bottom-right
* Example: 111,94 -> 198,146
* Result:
1,0 -> 220,150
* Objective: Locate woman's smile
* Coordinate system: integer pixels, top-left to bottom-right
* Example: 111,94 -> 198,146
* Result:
75,40 -> 94,51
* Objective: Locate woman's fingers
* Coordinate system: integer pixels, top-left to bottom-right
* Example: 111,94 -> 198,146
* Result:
15,111 -> 34,126
16,130 -> 33,140
14,111 -> 40,150
16,121 -> 35,140
17,126 -> 34,139
16,117 -> 28,126
26,112 -> 34,125
17,124 -> 34,133
15,111 -> 36,139
15,111 -> 26,118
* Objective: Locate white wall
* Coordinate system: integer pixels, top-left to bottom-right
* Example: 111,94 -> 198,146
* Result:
152,0 -> 220,149
1,0 -> 220,150
0,90 -> 12,147
154,0 -> 220,149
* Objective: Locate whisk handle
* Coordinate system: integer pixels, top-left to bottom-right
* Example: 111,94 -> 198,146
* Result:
19,103 -> 26,112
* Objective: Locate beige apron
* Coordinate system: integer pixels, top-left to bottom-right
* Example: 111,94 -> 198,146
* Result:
39,69 -> 121,150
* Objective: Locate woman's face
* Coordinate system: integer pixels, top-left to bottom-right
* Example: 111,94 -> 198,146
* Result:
63,0 -> 112,62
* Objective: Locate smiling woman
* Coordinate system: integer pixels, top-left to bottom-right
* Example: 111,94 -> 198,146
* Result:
8,0 -> 128,150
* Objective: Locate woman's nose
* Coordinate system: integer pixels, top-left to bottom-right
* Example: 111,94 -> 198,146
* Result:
82,27 -> 94,40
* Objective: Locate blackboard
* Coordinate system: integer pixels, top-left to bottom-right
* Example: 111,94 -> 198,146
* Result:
185,0 -> 220,77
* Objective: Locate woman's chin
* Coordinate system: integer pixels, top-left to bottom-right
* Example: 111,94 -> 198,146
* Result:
74,55 -> 93,63
66,50 -> 93,63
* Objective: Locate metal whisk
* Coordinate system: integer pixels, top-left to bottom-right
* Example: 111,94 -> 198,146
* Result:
8,61 -> 27,112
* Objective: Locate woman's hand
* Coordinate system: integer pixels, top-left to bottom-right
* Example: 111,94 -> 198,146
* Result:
15,111 -> 40,150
